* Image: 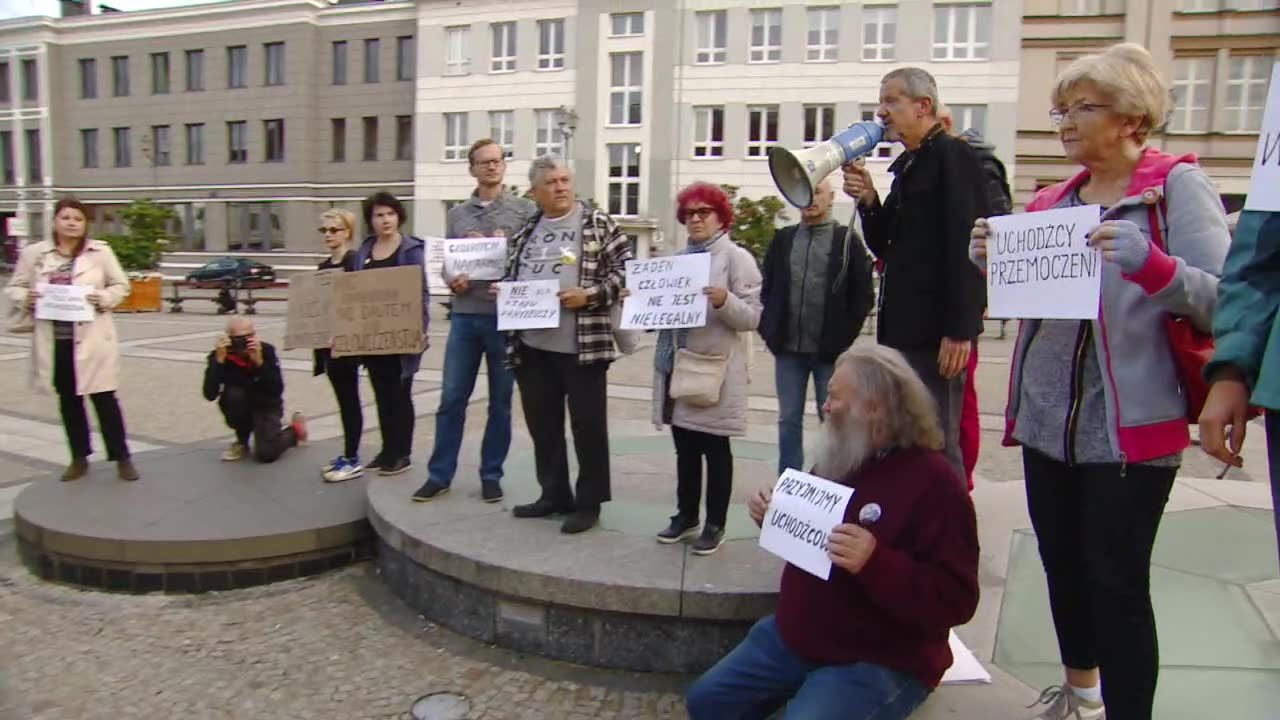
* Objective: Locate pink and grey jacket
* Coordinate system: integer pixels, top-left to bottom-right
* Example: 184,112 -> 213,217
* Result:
1003,148 -> 1231,464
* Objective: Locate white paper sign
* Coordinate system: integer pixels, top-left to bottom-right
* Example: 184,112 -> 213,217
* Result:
496,279 -> 561,331
424,236 -> 449,297
986,204 -> 1103,320
758,469 -> 855,580
941,631 -> 992,685
1245,61 -> 1280,212
444,237 -> 507,281
34,283 -> 94,322
620,254 -> 711,330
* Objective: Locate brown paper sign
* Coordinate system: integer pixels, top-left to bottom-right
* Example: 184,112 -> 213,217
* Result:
283,269 -> 340,350
331,265 -> 424,358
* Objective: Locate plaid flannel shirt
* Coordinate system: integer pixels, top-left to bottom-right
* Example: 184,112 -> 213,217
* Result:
502,202 -> 632,367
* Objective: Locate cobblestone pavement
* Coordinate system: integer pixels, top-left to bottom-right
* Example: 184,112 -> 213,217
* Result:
0,525 -> 688,720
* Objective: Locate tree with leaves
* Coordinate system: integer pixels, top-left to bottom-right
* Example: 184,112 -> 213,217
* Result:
100,200 -> 175,273
721,184 -> 790,263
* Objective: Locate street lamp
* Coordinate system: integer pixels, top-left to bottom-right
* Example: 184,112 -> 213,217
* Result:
555,105 -> 578,167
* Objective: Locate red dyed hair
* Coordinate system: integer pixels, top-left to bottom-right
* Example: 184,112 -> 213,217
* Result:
675,182 -> 734,228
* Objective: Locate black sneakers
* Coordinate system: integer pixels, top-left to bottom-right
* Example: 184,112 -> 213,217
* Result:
691,525 -> 726,556
513,498 -> 574,518
656,515 -> 700,544
481,481 -> 504,503
378,457 -> 412,476
411,481 -> 449,502
365,453 -> 388,472
561,507 -> 600,534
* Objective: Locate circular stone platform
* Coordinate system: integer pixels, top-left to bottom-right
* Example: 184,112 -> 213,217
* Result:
14,442 -> 372,593
368,435 -> 784,673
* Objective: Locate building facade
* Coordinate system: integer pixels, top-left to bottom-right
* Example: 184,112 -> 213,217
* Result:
1,0 -> 1021,257
1016,0 -> 1279,209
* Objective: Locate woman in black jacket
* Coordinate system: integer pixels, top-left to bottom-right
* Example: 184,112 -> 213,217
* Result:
314,208 -> 364,482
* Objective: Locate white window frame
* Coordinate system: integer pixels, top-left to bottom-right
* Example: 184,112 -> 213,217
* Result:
534,109 -> 564,157
610,13 -> 644,37
537,19 -> 565,71
932,4 -> 991,61
750,9 -> 783,64
445,26 -> 470,76
1060,0 -> 1103,15
607,143 -> 641,217
1177,0 -> 1218,11
1170,57 -> 1214,134
746,105 -> 779,158
489,110 -> 515,158
444,112 -> 469,161
609,52 -> 643,126
491,22 -> 516,73
1224,54 -> 1272,133
693,106 -> 724,158
803,105 -> 835,147
806,7 -> 839,63
695,11 -> 727,65
948,104 -> 988,137
862,6 -> 897,62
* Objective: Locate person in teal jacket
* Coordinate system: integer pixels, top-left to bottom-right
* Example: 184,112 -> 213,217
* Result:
1201,209 -> 1280,568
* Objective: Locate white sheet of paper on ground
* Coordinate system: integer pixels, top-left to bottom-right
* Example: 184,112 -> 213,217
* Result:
940,630 -> 992,685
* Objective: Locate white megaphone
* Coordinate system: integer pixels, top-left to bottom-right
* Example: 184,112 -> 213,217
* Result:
767,121 -> 885,209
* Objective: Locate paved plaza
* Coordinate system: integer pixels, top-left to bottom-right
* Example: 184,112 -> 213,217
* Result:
0,300 -> 1276,719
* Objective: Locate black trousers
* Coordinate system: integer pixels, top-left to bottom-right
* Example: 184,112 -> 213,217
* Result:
365,354 -> 414,462
672,425 -> 733,528
53,338 -> 130,461
901,347 -> 966,486
325,356 -> 363,459
1023,447 -> 1175,720
514,347 -> 611,509
218,386 -> 297,463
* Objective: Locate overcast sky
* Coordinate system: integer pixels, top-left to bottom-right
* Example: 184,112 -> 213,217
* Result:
1,0 -> 231,20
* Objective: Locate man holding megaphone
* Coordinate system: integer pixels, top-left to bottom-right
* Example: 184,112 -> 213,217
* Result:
840,67 -> 990,486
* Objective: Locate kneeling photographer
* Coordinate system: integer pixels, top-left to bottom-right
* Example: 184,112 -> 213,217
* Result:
203,317 -> 307,463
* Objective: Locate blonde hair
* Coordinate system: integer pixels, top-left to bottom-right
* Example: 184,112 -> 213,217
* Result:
834,344 -> 944,452
321,208 -> 357,239
1051,43 -> 1169,143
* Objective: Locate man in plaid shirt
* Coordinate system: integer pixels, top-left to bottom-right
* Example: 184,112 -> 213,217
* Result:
499,155 -> 632,534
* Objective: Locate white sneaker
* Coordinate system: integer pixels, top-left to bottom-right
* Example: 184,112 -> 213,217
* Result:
1026,685 -> 1105,720
221,441 -> 245,462
321,455 -> 344,474
324,458 -> 365,483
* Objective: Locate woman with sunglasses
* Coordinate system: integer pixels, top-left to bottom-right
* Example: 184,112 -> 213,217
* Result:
969,43 -> 1229,720
314,209 -> 364,482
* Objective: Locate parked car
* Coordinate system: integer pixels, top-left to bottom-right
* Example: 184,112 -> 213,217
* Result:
186,257 -> 277,284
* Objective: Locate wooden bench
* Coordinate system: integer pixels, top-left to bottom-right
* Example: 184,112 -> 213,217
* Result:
166,280 -> 289,315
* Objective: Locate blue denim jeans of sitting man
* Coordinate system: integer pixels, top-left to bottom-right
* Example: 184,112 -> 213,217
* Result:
775,352 -> 835,474
426,313 -> 515,486
686,616 -> 930,720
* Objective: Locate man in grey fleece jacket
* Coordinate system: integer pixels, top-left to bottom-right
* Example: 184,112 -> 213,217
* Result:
414,138 -> 534,504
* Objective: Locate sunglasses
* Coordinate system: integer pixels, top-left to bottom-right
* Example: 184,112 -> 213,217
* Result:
318,226 -> 347,235
685,208 -> 716,220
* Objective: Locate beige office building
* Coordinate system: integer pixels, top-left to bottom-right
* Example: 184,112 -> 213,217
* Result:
1016,0 -> 1279,209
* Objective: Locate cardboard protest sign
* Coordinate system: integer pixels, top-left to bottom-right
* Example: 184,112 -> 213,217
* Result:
283,269 -> 340,350
34,283 -> 94,322
444,237 -> 507,281
424,236 -> 450,297
331,265 -> 424,358
620,254 -> 711,330
496,279 -> 560,331
986,204 -> 1103,320
758,469 -> 855,580
1245,61 -> 1280,212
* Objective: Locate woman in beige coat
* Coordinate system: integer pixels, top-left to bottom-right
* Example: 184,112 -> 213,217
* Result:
6,197 -> 138,481
652,182 -> 763,556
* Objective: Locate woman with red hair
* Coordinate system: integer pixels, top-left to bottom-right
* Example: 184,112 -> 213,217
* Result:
652,182 -> 762,555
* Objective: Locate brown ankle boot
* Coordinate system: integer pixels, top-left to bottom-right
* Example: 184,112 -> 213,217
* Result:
117,458 -> 140,482
61,457 -> 89,481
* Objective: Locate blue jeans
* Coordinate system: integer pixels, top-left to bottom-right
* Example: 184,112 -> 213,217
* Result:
426,313 -> 514,485
775,353 -> 835,474
687,616 -> 930,720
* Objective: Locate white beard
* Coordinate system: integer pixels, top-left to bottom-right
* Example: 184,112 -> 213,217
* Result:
812,412 -> 875,482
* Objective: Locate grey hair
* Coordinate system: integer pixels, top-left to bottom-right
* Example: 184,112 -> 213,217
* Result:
528,154 -> 570,187
882,67 -> 940,115
834,344 -> 944,452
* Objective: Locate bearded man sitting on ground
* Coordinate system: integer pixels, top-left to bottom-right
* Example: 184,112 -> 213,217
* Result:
685,343 -> 980,720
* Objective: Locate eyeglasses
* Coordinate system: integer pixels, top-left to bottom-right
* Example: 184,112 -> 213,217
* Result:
685,208 -> 716,221
318,226 -> 346,235
1049,102 -> 1112,128
471,158 -> 504,168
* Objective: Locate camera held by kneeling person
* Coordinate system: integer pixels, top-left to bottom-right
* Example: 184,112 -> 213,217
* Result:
204,317 -> 308,463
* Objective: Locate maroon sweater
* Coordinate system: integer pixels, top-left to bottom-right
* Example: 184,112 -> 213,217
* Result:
773,447 -> 980,689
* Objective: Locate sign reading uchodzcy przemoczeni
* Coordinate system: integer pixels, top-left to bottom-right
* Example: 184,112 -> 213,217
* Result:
986,204 -> 1104,320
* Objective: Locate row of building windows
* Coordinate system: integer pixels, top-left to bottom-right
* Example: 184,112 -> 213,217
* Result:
440,109 -> 566,161
1170,53 -> 1274,133
75,37 -> 414,100
0,58 -> 38,103
74,115 -> 413,169
0,129 -> 40,184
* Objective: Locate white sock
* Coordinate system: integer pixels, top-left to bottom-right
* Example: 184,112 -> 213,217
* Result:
1069,683 -> 1103,705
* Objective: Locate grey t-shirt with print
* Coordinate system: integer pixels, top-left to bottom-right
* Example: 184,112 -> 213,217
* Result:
517,207 -> 581,355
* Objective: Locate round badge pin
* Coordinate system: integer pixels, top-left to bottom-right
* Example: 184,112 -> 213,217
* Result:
858,503 -> 882,526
